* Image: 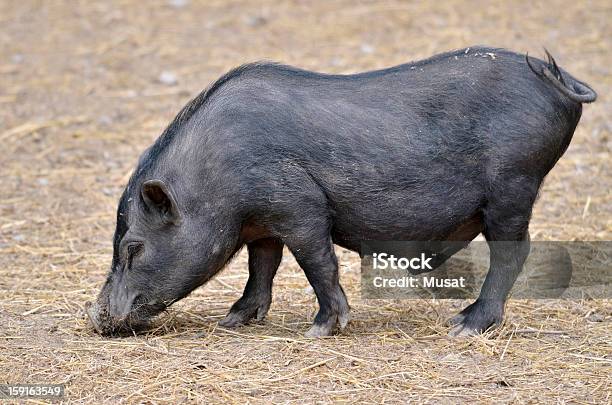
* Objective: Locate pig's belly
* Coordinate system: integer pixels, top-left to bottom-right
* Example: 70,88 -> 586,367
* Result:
329,201 -> 484,253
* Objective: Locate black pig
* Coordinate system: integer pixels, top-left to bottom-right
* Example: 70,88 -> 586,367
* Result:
87,47 -> 596,337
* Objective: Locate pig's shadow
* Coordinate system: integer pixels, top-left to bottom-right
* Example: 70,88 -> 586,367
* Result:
136,308 -> 311,339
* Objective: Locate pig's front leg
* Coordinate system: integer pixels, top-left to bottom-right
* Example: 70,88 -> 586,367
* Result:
286,231 -> 350,337
219,238 -> 283,327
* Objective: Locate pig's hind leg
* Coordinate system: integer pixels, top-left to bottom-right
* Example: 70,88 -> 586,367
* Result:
449,177 -> 537,337
219,238 -> 283,327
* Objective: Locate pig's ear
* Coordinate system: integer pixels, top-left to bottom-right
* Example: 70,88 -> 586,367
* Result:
141,180 -> 182,224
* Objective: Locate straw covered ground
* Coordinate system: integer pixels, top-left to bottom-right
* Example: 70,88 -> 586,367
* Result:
0,0 -> 610,403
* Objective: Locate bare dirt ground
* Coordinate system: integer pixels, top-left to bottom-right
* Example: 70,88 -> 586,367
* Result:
1,1 -> 610,403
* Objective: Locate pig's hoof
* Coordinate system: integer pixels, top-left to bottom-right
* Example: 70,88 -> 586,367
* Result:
448,312 -> 466,326
304,309 -> 350,338
219,312 -> 247,328
304,289 -> 350,337
219,300 -> 271,328
448,323 -> 480,337
448,299 -> 503,337
305,322 -> 334,338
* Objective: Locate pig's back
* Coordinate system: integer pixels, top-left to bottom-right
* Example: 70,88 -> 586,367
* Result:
201,46 -> 578,173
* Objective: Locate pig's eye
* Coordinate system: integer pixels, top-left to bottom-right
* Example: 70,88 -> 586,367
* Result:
126,242 -> 144,268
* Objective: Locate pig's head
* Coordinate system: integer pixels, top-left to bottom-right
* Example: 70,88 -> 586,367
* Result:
87,178 -> 238,335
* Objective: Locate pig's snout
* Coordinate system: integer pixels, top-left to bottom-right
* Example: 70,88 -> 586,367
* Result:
85,281 -> 135,336
85,297 -> 137,336
85,301 -> 104,334
108,278 -> 140,320
86,286 -> 161,336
